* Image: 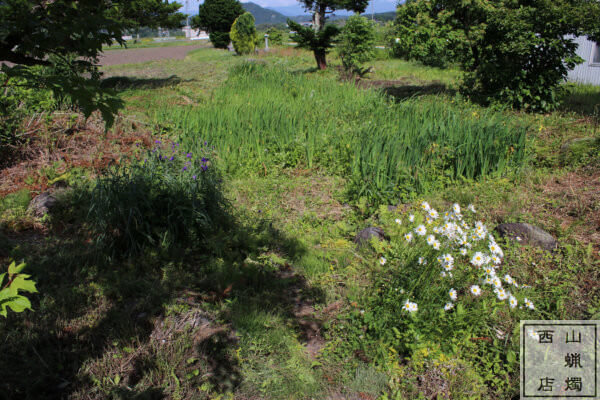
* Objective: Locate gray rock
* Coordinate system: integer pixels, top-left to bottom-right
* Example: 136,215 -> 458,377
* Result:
354,227 -> 387,247
494,223 -> 558,252
27,192 -> 58,217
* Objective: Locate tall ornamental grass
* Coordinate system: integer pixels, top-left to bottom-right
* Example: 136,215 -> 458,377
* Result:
153,62 -> 528,205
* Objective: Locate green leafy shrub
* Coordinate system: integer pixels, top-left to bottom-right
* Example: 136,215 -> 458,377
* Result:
391,0 -> 600,111
230,12 -> 257,55
266,27 -> 285,45
88,141 -> 229,258
0,261 -> 38,317
339,202 -> 540,396
392,0 -> 454,68
337,15 -> 376,77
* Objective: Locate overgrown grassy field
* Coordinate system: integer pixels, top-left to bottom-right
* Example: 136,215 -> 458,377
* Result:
1,45 -> 599,399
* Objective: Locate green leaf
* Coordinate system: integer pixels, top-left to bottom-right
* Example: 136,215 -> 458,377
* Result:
6,296 -> 32,313
8,261 -> 26,275
10,275 -> 38,294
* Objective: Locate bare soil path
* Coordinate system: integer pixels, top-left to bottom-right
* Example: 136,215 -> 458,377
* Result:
99,44 -> 207,66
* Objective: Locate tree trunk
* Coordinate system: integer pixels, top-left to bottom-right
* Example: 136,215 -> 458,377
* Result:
312,4 -> 326,32
315,50 -> 327,70
312,3 -> 328,69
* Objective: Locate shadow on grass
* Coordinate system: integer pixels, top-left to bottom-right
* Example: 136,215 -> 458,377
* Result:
0,194 -> 322,399
559,84 -> 600,119
372,81 -> 455,102
100,75 -> 189,91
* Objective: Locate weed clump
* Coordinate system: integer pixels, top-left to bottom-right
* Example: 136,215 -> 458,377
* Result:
88,141 -> 229,258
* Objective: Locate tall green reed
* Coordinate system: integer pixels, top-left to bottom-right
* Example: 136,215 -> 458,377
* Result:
152,62 -> 528,205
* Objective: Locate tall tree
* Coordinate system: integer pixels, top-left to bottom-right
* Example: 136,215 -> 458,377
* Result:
191,0 -> 244,49
0,0 -> 184,125
393,0 -> 600,111
288,0 -> 369,69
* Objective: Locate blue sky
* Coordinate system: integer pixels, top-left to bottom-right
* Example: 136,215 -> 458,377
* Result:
178,0 -> 398,16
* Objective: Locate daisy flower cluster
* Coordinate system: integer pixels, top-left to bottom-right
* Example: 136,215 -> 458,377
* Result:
388,201 -> 535,314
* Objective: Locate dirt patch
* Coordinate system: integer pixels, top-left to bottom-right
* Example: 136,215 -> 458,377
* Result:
0,113 -> 154,196
281,173 -> 345,222
99,44 -> 207,66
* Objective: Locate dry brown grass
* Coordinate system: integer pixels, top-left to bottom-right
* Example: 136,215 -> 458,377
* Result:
0,112 -> 154,196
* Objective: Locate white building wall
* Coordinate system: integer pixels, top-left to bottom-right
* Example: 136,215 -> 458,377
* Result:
567,36 -> 600,86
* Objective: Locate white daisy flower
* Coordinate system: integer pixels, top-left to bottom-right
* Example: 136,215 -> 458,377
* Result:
467,204 -> 476,213
489,242 -> 501,254
484,266 -> 496,276
403,300 -> 418,313
509,295 -> 518,309
460,248 -> 468,256
491,255 -> 501,265
426,217 -> 432,225
427,235 -> 436,245
443,253 -> 454,264
432,241 -> 441,250
453,203 -> 461,215
418,257 -> 427,265
495,288 -> 508,300
444,302 -> 454,311
504,274 -> 513,285
470,285 -> 482,296
433,227 -> 440,234
493,277 -> 502,289
420,201 -> 430,211
440,271 -> 447,277
404,232 -> 413,242
395,218 -> 401,225
429,209 -> 439,219
471,252 -> 485,267
449,288 -> 457,301
408,214 -> 415,222
380,257 -> 387,266
415,225 -> 427,236
524,298 -> 534,310
484,276 -> 494,285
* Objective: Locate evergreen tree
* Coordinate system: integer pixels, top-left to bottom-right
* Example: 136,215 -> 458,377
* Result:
287,0 -> 369,69
192,0 -> 245,49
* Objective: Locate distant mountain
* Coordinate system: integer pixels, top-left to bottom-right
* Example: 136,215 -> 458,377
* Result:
242,2 -> 288,25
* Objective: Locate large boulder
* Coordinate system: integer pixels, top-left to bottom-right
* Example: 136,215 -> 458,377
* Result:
27,191 -> 59,217
494,223 -> 558,252
354,227 -> 387,248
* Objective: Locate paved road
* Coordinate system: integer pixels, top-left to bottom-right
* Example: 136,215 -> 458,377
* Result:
99,44 -> 208,66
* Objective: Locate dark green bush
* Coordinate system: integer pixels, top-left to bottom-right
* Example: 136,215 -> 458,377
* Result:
209,31 -> 231,49
88,142 -> 230,258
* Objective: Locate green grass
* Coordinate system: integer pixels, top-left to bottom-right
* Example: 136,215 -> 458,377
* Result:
2,46 -> 600,400
153,62 -> 528,205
